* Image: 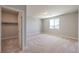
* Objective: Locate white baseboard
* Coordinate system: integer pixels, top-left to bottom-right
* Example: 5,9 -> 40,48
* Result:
27,32 -> 40,36
61,34 -> 78,40
44,32 -> 78,40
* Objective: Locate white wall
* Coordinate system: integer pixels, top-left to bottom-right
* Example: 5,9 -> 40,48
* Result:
27,16 -> 41,35
26,5 -> 41,36
42,12 -> 78,40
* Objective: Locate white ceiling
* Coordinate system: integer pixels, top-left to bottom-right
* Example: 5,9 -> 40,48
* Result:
27,5 -> 79,18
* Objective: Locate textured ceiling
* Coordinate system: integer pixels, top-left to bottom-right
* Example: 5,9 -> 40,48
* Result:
27,5 -> 78,18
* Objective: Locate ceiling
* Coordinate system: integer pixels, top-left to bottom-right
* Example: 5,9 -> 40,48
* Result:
27,5 -> 79,18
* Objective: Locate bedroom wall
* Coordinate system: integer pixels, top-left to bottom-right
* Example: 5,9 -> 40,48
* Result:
26,6 -> 41,36
27,16 -> 41,36
41,12 -> 78,40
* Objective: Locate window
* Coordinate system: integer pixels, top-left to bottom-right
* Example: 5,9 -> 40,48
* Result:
49,18 -> 60,30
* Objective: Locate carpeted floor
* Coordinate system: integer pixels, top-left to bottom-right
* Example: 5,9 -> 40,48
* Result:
24,34 -> 78,53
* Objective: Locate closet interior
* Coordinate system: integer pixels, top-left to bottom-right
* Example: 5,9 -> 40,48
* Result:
1,7 -> 22,53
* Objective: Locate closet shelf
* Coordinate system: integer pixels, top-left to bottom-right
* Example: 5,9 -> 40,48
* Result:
2,36 -> 18,40
2,22 -> 18,24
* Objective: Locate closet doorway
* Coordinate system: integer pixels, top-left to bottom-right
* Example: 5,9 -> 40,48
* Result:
0,6 -> 24,53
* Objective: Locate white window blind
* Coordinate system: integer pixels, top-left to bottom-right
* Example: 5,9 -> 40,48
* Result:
49,18 -> 60,30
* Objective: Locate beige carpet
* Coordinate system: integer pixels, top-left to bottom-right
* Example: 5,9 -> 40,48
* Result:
25,34 -> 78,53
